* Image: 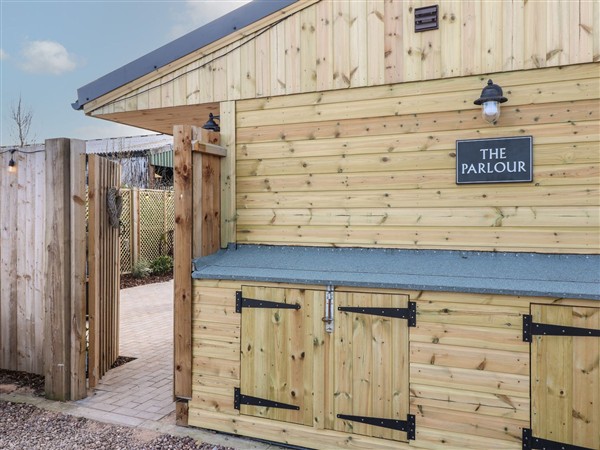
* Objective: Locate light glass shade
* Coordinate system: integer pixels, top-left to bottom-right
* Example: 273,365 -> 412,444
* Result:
7,160 -> 17,173
482,100 -> 500,123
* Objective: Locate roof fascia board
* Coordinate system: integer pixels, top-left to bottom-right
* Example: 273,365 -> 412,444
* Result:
74,0 -> 300,111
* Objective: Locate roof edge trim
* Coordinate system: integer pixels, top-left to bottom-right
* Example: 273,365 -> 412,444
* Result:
73,0 -> 298,111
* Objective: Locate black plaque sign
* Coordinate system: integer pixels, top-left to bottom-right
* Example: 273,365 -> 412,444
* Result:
456,136 -> 533,184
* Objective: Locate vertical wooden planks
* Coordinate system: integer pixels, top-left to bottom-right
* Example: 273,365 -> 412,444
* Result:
461,0 -> 481,76
349,0 -> 368,87
316,0 -> 333,91
87,154 -> 121,390
366,0 -> 386,86
240,39 -> 256,99
439,0 -> 461,78
524,0 -> 547,69
300,5 -> 317,92
285,12 -> 302,94
254,28 -> 270,97
532,304 -> 600,449
384,0 -> 403,83
332,1 -> 351,89
174,125 -> 193,402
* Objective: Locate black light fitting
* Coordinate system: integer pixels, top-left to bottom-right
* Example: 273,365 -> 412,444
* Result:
474,79 -> 508,124
202,113 -> 221,132
7,149 -> 17,173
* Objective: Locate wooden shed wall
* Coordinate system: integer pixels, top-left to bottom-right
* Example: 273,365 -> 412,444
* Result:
233,63 -> 599,254
87,0 -> 600,119
188,279 -> 598,449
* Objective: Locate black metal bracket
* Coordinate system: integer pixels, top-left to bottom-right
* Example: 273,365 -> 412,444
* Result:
522,428 -> 595,450
235,291 -> 301,313
337,413 -> 416,440
234,388 -> 300,411
337,301 -> 416,327
523,314 -> 600,342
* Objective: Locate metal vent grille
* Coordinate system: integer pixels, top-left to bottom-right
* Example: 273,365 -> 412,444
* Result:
415,5 -> 438,32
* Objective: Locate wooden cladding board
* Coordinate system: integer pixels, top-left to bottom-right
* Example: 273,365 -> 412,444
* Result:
89,0 -> 599,122
234,64 -> 600,253
0,146 -> 46,375
189,279 -> 599,449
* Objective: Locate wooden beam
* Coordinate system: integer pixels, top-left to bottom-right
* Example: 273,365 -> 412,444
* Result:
174,125 -> 193,401
192,141 -> 227,157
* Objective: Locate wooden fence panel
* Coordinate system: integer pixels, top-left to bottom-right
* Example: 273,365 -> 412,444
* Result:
0,145 -> 46,375
88,154 -> 121,388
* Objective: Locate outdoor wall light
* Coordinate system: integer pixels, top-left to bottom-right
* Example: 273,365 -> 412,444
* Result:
202,113 -> 220,132
474,79 -> 508,124
7,149 -> 17,173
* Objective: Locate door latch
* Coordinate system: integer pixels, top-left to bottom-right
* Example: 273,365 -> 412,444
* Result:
322,285 -> 334,333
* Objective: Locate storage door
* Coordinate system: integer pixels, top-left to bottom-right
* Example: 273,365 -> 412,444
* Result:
334,292 -> 413,442
528,304 -> 599,450
238,286 -> 324,426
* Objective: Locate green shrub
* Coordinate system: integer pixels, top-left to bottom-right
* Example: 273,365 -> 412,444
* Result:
131,260 -> 151,278
150,255 -> 173,275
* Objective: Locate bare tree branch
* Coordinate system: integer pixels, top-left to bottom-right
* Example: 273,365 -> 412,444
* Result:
10,95 -> 34,147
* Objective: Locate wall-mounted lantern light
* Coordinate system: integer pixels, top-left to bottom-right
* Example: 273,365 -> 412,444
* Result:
474,79 -> 507,124
7,149 -> 17,173
202,113 -> 220,132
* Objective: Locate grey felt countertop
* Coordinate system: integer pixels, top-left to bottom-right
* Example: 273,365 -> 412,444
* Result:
192,244 -> 600,300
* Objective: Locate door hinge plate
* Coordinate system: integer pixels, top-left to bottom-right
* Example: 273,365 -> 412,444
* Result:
337,413 -> 416,440
236,291 -> 301,313
234,387 -> 300,411
338,301 -> 416,326
523,314 -> 600,342
522,428 -> 596,450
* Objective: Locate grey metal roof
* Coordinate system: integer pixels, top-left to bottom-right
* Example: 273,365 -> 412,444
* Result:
192,245 -> 600,300
72,0 -> 298,110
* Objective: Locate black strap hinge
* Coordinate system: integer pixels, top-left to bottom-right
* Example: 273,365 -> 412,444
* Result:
337,301 -> 416,326
234,387 -> 300,411
236,291 -> 301,313
337,413 -> 415,440
523,314 -> 600,342
522,428 -> 595,450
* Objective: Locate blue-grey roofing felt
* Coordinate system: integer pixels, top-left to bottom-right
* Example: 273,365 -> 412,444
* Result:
72,0 -> 297,110
192,244 -> 600,300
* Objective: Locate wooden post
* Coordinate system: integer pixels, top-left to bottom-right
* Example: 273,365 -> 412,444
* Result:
175,125 -> 227,426
69,139 -> 87,400
131,187 -> 140,266
220,101 -> 236,248
44,138 -> 86,401
174,125 -> 193,413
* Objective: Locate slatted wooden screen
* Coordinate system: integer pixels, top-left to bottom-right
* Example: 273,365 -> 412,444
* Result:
88,154 -> 121,388
0,145 -> 47,375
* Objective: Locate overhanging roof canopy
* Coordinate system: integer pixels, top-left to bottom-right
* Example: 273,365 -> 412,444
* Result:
72,0 -> 297,111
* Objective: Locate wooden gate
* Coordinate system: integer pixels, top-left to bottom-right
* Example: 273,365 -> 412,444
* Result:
527,304 -> 599,450
87,154 -> 121,388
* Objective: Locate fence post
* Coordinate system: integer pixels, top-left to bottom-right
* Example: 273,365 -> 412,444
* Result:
44,138 -> 86,401
131,187 -> 139,267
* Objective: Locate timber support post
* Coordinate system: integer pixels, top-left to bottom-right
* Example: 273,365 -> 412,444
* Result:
43,138 -> 87,401
174,124 -> 226,426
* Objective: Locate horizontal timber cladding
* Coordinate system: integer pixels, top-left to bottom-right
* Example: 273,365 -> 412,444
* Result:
234,64 -> 600,253
87,0 -> 600,118
189,279 -> 600,449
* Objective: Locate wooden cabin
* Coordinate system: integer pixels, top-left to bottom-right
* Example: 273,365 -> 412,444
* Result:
74,1 -> 600,448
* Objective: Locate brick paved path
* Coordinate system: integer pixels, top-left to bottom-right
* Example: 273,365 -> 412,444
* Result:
75,280 -> 175,425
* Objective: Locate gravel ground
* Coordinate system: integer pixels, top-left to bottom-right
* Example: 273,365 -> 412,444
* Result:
0,401 -> 233,450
